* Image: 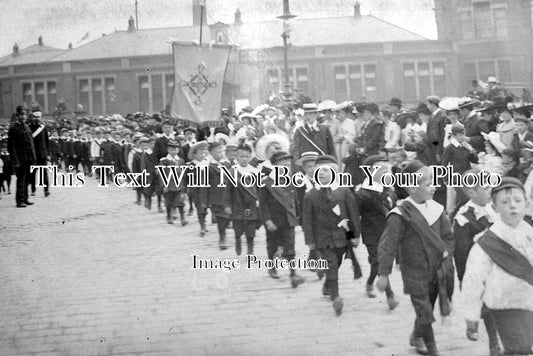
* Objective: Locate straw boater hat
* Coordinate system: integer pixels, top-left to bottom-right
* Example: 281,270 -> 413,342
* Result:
214,133 -> 231,145
302,103 -> 321,113
295,151 -> 319,166
188,141 -> 209,160
318,100 -> 337,112
254,133 -> 290,161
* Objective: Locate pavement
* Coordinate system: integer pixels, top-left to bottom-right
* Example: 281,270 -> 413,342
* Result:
0,177 -> 492,356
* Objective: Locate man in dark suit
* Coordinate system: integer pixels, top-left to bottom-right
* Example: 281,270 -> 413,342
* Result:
292,103 -> 336,159
7,106 -> 36,207
511,116 -> 533,156
459,98 -> 489,153
426,96 -> 446,164
358,103 -> 384,156
303,155 -> 360,316
28,110 -> 50,197
258,151 -> 305,288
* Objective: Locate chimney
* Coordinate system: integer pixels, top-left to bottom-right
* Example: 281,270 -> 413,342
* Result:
13,43 -> 19,57
234,9 -> 242,25
68,42 -> 73,50
354,1 -> 361,18
38,35 -> 44,46
128,16 -> 135,32
192,0 -> 207,26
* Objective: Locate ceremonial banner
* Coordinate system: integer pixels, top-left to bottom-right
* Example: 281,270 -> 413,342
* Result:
170,42 -> 231,123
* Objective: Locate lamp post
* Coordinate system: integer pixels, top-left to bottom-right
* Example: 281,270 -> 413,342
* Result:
277,0 -> 296,101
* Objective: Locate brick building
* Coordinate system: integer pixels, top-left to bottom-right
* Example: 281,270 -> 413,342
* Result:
0,1 -> 530,119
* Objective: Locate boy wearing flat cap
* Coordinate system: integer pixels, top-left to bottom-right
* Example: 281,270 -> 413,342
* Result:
159,141 -> 187,226
377,160 -> 454,356
207,141 -> 231,250
188,141 -> 210,237
461,177 -> 533,355
355,154 -> 399,309
303,154 -> 361,316
258,151 -> 305,288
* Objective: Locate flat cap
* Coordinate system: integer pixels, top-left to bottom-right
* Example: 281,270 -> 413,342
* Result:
451,123 -> 465,135
491,176 -> 524,196
402,160 -> 426,175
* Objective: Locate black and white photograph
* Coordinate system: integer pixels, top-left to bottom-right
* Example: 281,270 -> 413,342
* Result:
0,0 -> 532,355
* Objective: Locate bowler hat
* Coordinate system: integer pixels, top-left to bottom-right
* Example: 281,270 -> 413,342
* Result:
389,98 -> 402,107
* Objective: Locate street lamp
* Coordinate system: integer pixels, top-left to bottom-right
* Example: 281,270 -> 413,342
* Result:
277,0 -> 296,101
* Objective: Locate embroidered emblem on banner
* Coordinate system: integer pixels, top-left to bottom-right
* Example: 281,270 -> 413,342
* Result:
182,62 -> 218,106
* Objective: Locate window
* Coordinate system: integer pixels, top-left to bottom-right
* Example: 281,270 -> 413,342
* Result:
460,3 -> 508,40
21,80 -> 57,113
334,63 -> 377,102
462,59 -> 512,90
137,73 -> 174,113
267,67 -> 309,96
216,31 -> 224,43
474,2 -> 492,39
402,61 -> 446,101
77,76 -> 115,115
460,11 -> 475,40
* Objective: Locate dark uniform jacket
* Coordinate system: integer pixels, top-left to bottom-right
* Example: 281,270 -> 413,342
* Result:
355,184 -> 396,246
7,122 -> 36,165
361,118 -> 384,156
29,123 -> 50,159
463,111 -> 489,153
292,124 -> 336,159
153,135 -> 170,161
441,140 -> 478,174
49,137 -> 60,157
188,160 -> 209,208
208,160 -> 231,208
378,199 -> 454,295
258,176 -> 298,229
453,201 -> 493,283
223,166 -> 261,221
302,186 -> 360,249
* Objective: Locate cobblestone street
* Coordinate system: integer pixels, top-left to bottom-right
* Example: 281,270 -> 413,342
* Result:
0,181 -> 490,355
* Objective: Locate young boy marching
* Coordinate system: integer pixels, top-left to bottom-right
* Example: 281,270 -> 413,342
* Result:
258,151 -> 305,289
207,141 -> 231,250
159,141 -> 188,226
355,154 -> 399,310
303,155 -> 361,316
461,177 -> 533,355
224,144 -> 261,255
453,169 -> 501,356
188,141 -> 210,237
377,160 -> 454,356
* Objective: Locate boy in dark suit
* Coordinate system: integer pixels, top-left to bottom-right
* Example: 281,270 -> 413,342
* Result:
377,160 -> 454,356
303,155 -> 360,316
224,144 -> 261,255
355,154 -> 399,310
188,141 -> 210,237
208,141 -> 231,250
258,151 -> 305,288
159,141 -> 187,225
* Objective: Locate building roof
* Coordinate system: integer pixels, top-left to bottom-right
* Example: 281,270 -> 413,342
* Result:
0,44 -> 66,66
1,14 -> 428,66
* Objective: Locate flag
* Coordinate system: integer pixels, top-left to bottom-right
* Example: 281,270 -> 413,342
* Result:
170,43 -> 231,123
78,32 -> 89,44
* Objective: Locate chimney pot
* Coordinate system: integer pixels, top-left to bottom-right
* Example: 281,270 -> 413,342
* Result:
234,9 -> 242,25
68,42 -> 73,49
38,35 -> 44,46
128,16 -> 135,32
13,43 -> 19,56
354,1 -> 361,17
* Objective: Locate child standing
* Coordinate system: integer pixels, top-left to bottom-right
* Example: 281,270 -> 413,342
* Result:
188,141 -> 210,237
159,141 -> 188,226
453,169 -> 501,356
224,144 -> 261,255
461,177 -> 533,355
377,160 -> 454,356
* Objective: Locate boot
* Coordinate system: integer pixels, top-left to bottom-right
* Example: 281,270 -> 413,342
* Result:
332,297 -> 344,316
387,294 -> 400,310
317,269 -> 325,280
246,237 -> 254,255
167,216 -> 174,224
410,333 -> 428,355
268,268 -> 279,279
136,191 -> 142,205
145,197 -> 152,210
179,207 -> 188,226
235,238 -> 242,255
322,280 -> 330,296
426,342 -> 440,356
219,234 -> 227,251
366,284 -> 377,298
290,273 -> 305,288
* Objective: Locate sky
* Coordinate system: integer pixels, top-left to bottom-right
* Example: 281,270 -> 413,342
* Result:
0,0 -> 437,57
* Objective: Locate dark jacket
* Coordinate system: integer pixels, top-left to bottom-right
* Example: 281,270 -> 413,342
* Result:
426,109 -> 447,163
153,136 -> 169,161
441,142 -> 478,174
29,123 -> 50,159
355,186 -> 396,246
463,112 -> 489,153
302,186 -> 360,249
511,131 -> 533,156
258,177 -> 298,228
223,168 -> 261,221
208,161 -> 231,207
378,200 -> 454,295
8,122 -> 36,165
292,124 -> 336,159
361,118 -> 384,155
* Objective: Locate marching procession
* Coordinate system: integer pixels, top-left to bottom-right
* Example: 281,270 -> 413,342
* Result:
2,77 -> 533,356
